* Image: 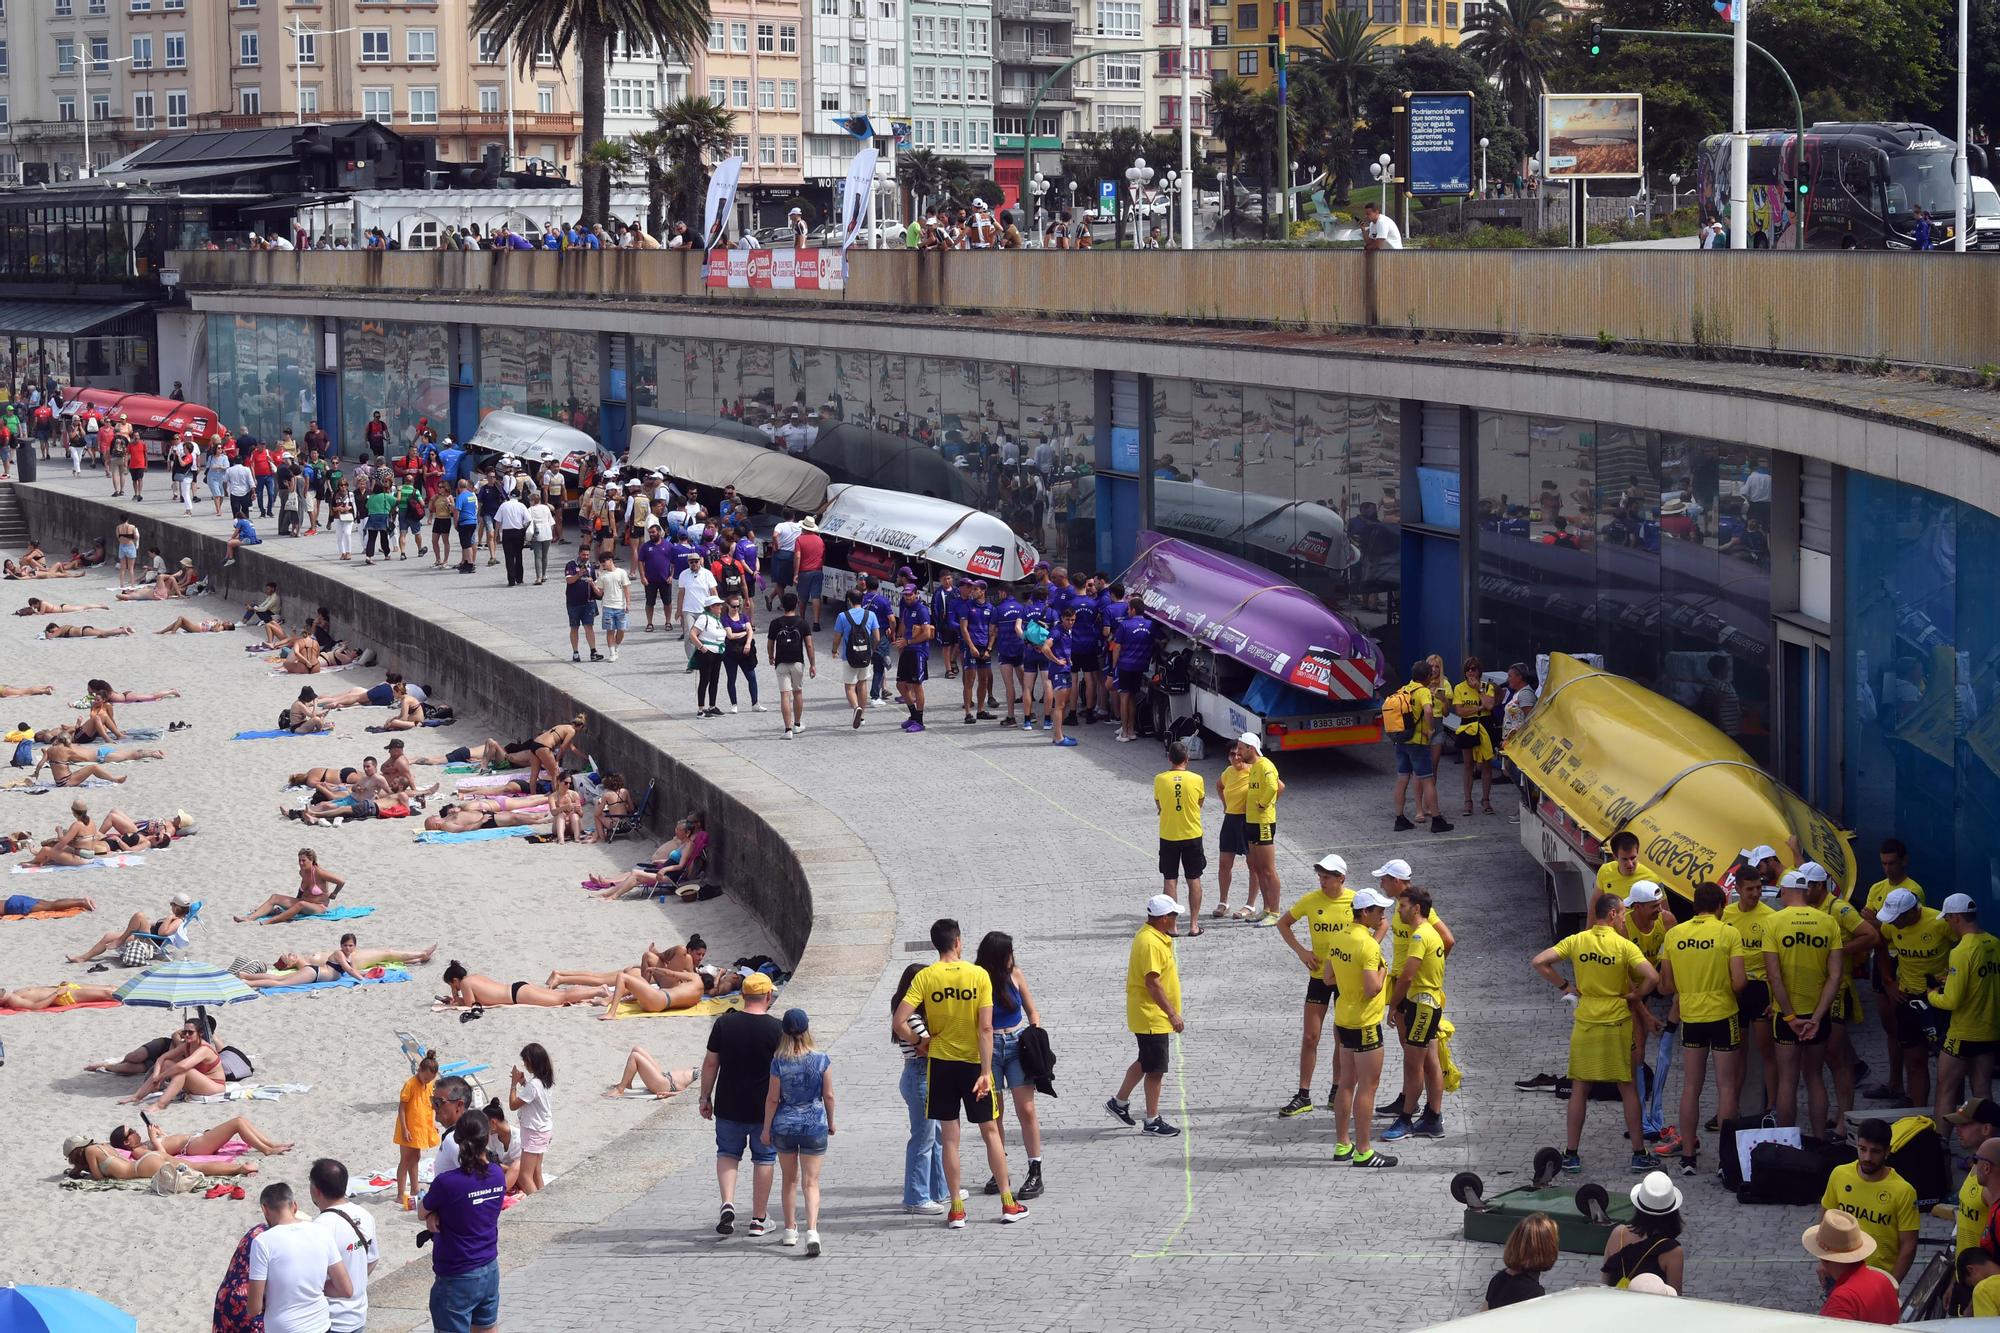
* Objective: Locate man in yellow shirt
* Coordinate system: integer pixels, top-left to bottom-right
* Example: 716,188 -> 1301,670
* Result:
1108,894 -> 1184,1138
1596,831 -> 1651,901
1803,861 -> 1879,1138
1215,741 -> 1251,919
1822,1117 -> 1920,1281
1722,868 -> 1781,1121
1374,857 -> 1454,1127
1961,1246 -> 2000,1317
1532,892 -> 1658,1174
1274,853 -> 1355,1118
893,917 -> 1024,1226
1382,886 -> 1448,1143
1389,658 -> 1450,835
1862,837 -> 1923,1103
1659,881 -> 1746,1176
1764,870 -> 1843,1134
1239,733 -> 1285,925
1326,887 -> 1397,1168
1929,893 -> 2000,1129
1152,740 -> 1208,928
1880,886 -> 1954,1111
1937,1100 -> 2000,1260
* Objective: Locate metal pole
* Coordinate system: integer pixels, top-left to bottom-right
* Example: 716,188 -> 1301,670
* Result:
505,38 -> 518,169
1179,0 -> 1193,249
1957,0 -> 1969,251
1275,5 -> 1290,235
81,52 -> 90,179
295,24 -> 304,126
1730,3 -> 1747,249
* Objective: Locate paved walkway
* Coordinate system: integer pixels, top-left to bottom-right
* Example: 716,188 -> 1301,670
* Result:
21,472 -> 1929,1328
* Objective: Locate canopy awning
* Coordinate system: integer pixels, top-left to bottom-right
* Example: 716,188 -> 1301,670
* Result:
806,423 -> 978,507
817,483 -> 1040,581
62,388 -> 220,440
0,299 -> 149,339
626,425 -> 828,512
468,410 -> 600,464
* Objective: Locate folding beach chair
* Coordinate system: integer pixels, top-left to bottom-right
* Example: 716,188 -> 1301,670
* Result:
395,1029 -> 490,1104
597,779 -> 656,844
123,899 -> 204,964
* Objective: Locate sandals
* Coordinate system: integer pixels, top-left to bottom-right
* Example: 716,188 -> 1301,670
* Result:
1211,904 -> 1228,918
1482,801 -> 1497,814
1232,906 -> 1256,921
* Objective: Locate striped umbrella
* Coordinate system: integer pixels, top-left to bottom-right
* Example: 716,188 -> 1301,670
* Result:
112,959 -> 259,1010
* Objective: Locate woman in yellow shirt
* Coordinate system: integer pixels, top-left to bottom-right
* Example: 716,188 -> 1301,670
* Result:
1450,657 -> 1498,816
1217,746 -> 1252,921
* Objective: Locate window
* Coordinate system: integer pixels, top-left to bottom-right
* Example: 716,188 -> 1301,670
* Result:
780,78 -> 797,109
818,0 -> 837,13
298,84 -> 317,115
707,19 -> 725,50
967,18 -> 989,49
1446,0 -> 1457,21
1101,51 -> 1141,87
818,40 -> 838,63
238,29 -> 258,65
878,91 -> 897,113
879,0 -> 895,15
876,44 -> 898,64
912,15 -> 933,45
729,21 -> 747,51
819,88 -> 838,110
165,89 -> 186,127
130,33 -> 153,68
757,134 -> 775,164
1098,0 -> 1141,35
756,22 -> 774,51
942,17 -> 960,45
1237,2 -> 1257,25
57,95 -> 75,121
664,73 -> 685,101
1096,102 -> 1141,130
408,85 -> 437,124
164,32 -> 185,68
478,29 -> 501,63
708,76 -> 726,105
968,67 -> 989,99
90,0 -> 106,12
1406,0 -> 1424,19
292,30 -> 313,65
0,41 -> 8,75
56,38 -> 75,74
55,0 -> 71,13
849,40 -> 864,65
1236,48 -> 1257,73
362,86 -> 392,121
781,134 -> 798,164
1371,0 -> 1395,21
940,65 -> 961,99
1299,0 -> 1321,18
90,91 -> 108,118
237,85 -> 259,115
730,77 -> 748,108
478,84 -> 500,113
407,29 -> 436,63
360,29 -> 389,62
130,0 -> 149,9
731,133 -> 748,158
1212,20 -> 1229,40
164,0 -> 182,9
942,118 -> 960,148
756,78 -> 774,109
534,40 -> 554,65
609,77 -> 654,114
0,99 -> 10,126
537,85 -> 553,113
779,23 -> 797,52
913,65 -> 935,97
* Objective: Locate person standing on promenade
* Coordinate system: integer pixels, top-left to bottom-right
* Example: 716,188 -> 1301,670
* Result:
701,972 -> 783,1238
890,962 -> 951,1214
1153,740 -> 1207,929
495,488 -> 529,587
309,1159 -> 378,1333
1107,895 -> 1185,1139
1275,854 -> 1356,1117
246,1181 -> 352,1333
767,591 -> 815,738
595,552 -> 632,662
1533,893 -> 1659,1175
1241,733 -> 1285,925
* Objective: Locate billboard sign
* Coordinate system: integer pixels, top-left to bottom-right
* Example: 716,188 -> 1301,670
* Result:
704,248 -> 846,290
1406,90 -> 1474,196
1541,94 -> 1643,179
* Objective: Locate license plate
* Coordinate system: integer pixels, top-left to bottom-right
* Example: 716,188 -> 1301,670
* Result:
1299,714 -> 1362,731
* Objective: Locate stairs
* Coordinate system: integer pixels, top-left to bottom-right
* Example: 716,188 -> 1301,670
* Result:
0,482 -> 28,551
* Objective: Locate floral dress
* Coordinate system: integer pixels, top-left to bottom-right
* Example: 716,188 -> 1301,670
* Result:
211,1222 -> 268,1332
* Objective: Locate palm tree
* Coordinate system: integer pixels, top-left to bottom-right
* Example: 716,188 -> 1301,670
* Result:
653,96 -> 735,233
1304,10 -> 1387,123
625,127 -> 671,236
583,139 -> 628,223
1208,75 -> 1254,237
470,0 -> 713,227
1461,0 -> 1563,135
896,149 -> 949,217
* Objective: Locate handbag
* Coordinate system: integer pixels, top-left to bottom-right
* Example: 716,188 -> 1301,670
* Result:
121,937 -> 160,967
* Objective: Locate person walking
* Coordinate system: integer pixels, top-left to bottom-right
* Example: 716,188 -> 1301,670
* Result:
419,1111 -> 506,1333
720,592 -> 762,712
564,557 -> 603,663
975,931 -> 1047,1201
595,552 -> 632,662
1153,740 -> 1208,929
767,590 -> 815,738
525,489 -> 556,585
246,1181 -> 353,1333
1108,894 -> 1185,1139
1532,893 -> 1659,1174
453,480 -> 479,573
762,1007 -> 834,1255
496,488 -> 529,587
832,589 -> 880,730
893,917 -> 1027,1227
362,478 -> 394,565
701,971 -> 783,1237
309,1159 -> 378,1333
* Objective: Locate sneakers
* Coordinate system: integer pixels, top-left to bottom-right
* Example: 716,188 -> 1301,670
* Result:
782,728 -> 795,740
1142,1117 -> 1180,1137
589,650 -> 605,662
1278,1090 -> 1315,1118
1629,1152 -> 1652,1173
1561,1151 -> 1583,1174
1375,1094 -> 1408,1118
965,713 -> 978,725
946,1206 -> 967,1230
853,708 -> 864,729
1652,1126 -> 1683,1154
782,1227 -> 799,1247
976,710 -> 997,720
1105,1097 -> 1136,1126
1351,1149 -> 1399,1168
746,1217 -> 773,1237
729,704 -> 739,714
806,1228 -> 821,1256
716,1203 -> 737,1235
1018,1164 -> 1044,1200
607,647 -> 619,662
904,1200 -> 946,1214
1430,816 -> 1455,833
910,721 -> 926,733
1393,814 -> 1416,832
1000,1201 -> 1030,1223
1678,1155 -> 1699,1177
1381,1116 -> 1416,1141
1331,1142 -> 1354,1162
1256,912 -> 1279,926
1412,1111 -> 1445,1139
1053,736 -> 1078,747
1020,719 -> 1033,732
751,703 -> 767,712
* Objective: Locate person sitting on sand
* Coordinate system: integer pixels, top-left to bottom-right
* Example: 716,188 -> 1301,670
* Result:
584,772 -> 634,843
421,803 -> 545,834
63,1135 -> 257,1181
235,847 -> 345,924
70,693 -> 128,743
0,980 -> 122,1010
42,622 -> 133,639
288,781 -> 395,825
118,1020 -> 226,1104
4,560 -> 85,579
268,635 -> 371,675
440,959 -> 604,1008
370,682 -> 427,732
157,615 -> 237,634
275,934 -> 435,975
85,1021 -> 209,1077
66,892 -> 193,962
584,814 -> 708,897
276,687 -> 331,736
547,774 -> 585,844
17,542 -> 47,571
604,1043 -> 698,1100
377,740 -> 440,798
107,1113 -> 294,1159
17,597 -> 108,615
0,682 -> 55,698
85,678 -> 179,704
1,891 -> 95,917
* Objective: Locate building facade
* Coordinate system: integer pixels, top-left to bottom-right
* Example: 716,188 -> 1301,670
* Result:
802,0 -> 903,218
604,31 -> 692,147
907,0 -> 995,169
1218,0 -> 1467,94
695,0 -> 807,213
1072,0 -> 1209,140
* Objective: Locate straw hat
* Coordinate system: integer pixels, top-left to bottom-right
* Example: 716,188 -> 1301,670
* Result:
1801,1209 -> 1877,1263
172,811 -> 195,832
1631,1170 -> 1682,1215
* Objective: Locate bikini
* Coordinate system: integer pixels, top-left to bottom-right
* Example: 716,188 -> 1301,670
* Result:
510,981 -> 530,1003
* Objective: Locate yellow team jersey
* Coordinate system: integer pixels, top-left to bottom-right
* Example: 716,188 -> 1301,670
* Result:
1816,894 -> 1868,979
1403,682 -> 1435,745
1882,907 -> 1955,996
1930,930 -> 2000,1042
1596,863 -> 1651,902
1286,888 -> 1355,966
1219,765 -> 1250,816
1554,925 -> 1648,1026
1866,876 -> 1925,914
1723,900 -> 1779,981
1391,905 -> 1446,973
1958,1164 -> 1987,1257
1765,904 -> 1839,1018
1126,924 -> 1181,1035
1404,919 -> 1447,1008
1154,770 -> 1206,842
1327,924 -> 1387,1029
1822,1162 -> 1919,1274
1244,756 -> 1281,823
1623,908 -> 1671,965
1975,1274 -> 2000,1317
1663,915 -> 1743,1023
904,959 -> 992,1064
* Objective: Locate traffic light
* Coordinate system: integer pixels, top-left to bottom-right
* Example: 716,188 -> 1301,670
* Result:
1589,19 -> 1601,56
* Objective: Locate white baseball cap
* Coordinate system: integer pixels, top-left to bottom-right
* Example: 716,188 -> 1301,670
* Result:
1778,869 -> 1808,891
1943,892 -> 1979,916
1881,887 -> 1920,919
1351,887 -> 1394,911
1315,853 -> 1348,875
1237,731 -> 1262,751
1146,893 -> 1183,918
1372,859 -> 1413,880
1800,861 -> 1829,884
1748,844 -> 1779,864
1627,881 -> 1664,904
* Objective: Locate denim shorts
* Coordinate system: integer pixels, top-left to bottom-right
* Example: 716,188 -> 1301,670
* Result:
992,1025 -> 1029,1091
602,607 -> 629,632
772,1128 -> 829,1156
567,602 -> 598,628
429,1259 -> 500,1333
1394,742 -> 1435,778
714,1116 -> 777,1164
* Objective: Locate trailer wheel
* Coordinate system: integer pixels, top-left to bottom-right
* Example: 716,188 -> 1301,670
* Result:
1148,689 -> 1171,744
1547,870 -> 1586,945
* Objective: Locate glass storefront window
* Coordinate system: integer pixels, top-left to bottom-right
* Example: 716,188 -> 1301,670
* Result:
477,327 -> 599,437
341,319 -> 449,455
208,314 -> 314,446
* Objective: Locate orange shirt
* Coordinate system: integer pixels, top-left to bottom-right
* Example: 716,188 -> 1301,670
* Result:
393,1074 -> 440,1149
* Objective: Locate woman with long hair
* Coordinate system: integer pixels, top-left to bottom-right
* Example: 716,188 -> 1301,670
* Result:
509,1042 -> 555,1196
763,1007 -> 834,1255
973,931 -> 1045,1201
420,1110 -> 506,1333
891,961 -> 949,1212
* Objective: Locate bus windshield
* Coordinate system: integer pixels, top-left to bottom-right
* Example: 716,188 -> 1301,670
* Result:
1884,149 -> 1958,219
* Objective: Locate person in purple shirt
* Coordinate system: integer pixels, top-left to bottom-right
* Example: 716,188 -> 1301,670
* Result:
731,526 -> 758,580
1111,608 -> 1155,742
1068,576 -> 1103,725
862,577 -> 895,704
955,579 -> 999,725
992,585 -> 1027,726
638,525 -> 677,632
928,572 -> 961,681
420,1110 -> 507,1333
892,584 -> 933,732
1036,605 -> 1078,747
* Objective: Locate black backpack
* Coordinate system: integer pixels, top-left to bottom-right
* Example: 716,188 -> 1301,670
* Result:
840,610 -> 873,668
770,616 -> 805,665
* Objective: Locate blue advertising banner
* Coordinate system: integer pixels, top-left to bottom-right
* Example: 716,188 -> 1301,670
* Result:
1416,465 -> 1461,528
1407,90 -> 1474,197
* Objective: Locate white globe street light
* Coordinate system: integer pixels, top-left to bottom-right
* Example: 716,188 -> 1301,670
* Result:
1030,171 -> 1050,247
1479,136 -> 1489,197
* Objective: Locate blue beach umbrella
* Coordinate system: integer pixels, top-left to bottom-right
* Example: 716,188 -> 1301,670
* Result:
0,1284 -> 136,1333
113,959 -> 258,1010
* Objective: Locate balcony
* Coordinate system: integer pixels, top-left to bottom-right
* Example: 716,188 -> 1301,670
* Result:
997,83 -> 1073,106
999,38 -> 1074,62
196,109 -> 582,135
994,0 -> 1076,19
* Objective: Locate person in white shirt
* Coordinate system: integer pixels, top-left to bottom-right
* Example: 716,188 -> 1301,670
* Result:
247,1180 -> 353,1333
525,490 -> 556,585
1362,201 -> 1404,251
676,551 -> 719,628
267,231 -> 296,251
595,550 -> 633,661
495,491 -> 531,587
310,1159 -> 378,1333
509,1042 -> 556,1197
769,514 -> 803,609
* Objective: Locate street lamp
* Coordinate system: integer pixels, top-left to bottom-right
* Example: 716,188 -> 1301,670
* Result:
1479,136 -> 1489,197
1669,172 -> 1680,213
1124,156 -> 1154,248
1161,168 -> 1180,248
78,49 -> 138,180
1030,171 -> 1050,248
286,21 -> 361,127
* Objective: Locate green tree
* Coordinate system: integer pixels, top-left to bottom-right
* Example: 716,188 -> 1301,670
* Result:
896,149 -> 959,215
1360,42 -> 1526,192
1461,0 -> 1564,136
651,95 -> 734,236
1299,9 -> 1385,201
624,126 -> 672,236
470,0 -> 714,227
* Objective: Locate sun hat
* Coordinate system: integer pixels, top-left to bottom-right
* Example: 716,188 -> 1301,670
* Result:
799,516 -> 819,531
179,557 -> 194,568
741,972 -> 774,996
1146,893 -> 1182,918
172,811 -> 195,831
1631,1170 -> 1682,1215
1944,892 -> 1979,916
1626,880 -> 1664,904
1882,887 -> 1920,919
1801,1209 -> 1877,1263
1351,887 -> 1394,912
1372,859 -> 1413,881
1625,1274 -> 1677,1297
1315,853 -> 1348,875
62,1134 -> 92,1157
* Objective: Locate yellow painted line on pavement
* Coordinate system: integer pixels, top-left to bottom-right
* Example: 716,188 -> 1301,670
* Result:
1131,1030 -> 1196,1259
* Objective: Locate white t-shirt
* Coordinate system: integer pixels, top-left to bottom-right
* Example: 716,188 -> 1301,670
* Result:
1366,214 -> 1404,249
596,565 -> 632,610
677,566 -> 717,611
772,520 -> 801,553
516,1075 -> 553,1135
315,1204 -> 379,1333
1502,685 -> 1538,741
248,1220 -> 344,1333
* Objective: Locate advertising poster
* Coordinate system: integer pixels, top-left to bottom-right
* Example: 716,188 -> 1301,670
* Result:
704,248 -> 847,290
1406,90 -> 1474,196
1541,94 -> 1644,179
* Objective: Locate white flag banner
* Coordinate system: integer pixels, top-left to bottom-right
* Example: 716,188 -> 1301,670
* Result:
703,156 -> 745,254
840,147 -> 880,255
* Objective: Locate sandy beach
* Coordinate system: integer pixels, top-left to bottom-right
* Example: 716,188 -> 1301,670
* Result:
0,569 -> 772,1328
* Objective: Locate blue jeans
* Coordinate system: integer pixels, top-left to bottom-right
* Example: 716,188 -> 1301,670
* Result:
900,1059 -> 946,1206
725,655 -> 759,705
871,642 -> 892,699
429,1259 -> 500,1333
255,474 -> 276,515
714,1116 -> 776,1164
992,1025 -> 1029,1090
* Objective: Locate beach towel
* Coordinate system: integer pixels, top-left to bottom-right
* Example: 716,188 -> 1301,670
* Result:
172,1083 -> 313,1104
453,774 -> 531,791
233,729 -> 328,740
366,721 -> 449,732
0,998 -> 122,1016
267,663 -> 361,678
445,764 -> 528,777
254,966 -> 408,997
0,777 -> 118,792
614,993 -> 753,1019
275,904 -> 375,923
11,854 -> 146,873
0,902 -> 91,919
414,826 -> 541,845
119,727 -> 164,741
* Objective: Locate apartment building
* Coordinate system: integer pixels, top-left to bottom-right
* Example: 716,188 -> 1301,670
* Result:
0,0 -> 133,181
906,0 -> 993,169
801,0 -> 901,207
1073,0 -> 1209,139
694,0 -> 805,209
1218,0 -> 1469,94
605,30 -> 691,145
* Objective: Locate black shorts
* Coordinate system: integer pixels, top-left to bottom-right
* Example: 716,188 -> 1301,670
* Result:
1247,820 -> 1276,847
1158,837 -> 1206,882
1772,1013 -> 1829,1046
1071,646 -> 1102,673
1336,1021 -> 1384,1052
1945,1035 -> 2000,1060
1218,813 -> 1249,856
1398,999 -> 1443,1046
935,626 -> 960,646
1134,1031 -> 1171,1075
1681,1016 -> 1742,1052
445,746 -> 472,764
1830,983 -> 1861,1026
896,649 -> 927,684
432,517 -> 453,538
141,1035 -> 174,1063
924,1056 -> 997,1123
1304,975 -> 1335,1006
1116,668 -> 1145,695
1738,979 -> 1771,1023
1897,997 -> 1943,1049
